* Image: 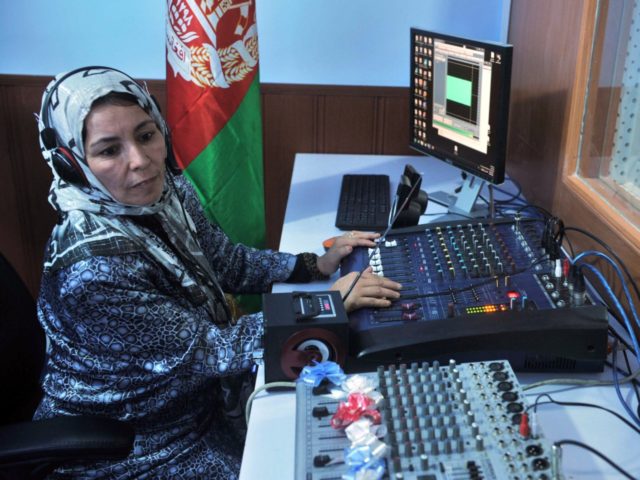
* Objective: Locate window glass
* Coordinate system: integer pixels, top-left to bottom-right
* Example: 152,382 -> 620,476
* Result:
577,0 -> 640,223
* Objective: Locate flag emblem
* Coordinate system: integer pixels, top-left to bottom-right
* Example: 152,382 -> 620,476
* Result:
167,0 -> 258,89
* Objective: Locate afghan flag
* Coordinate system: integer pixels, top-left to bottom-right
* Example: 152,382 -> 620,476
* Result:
166,0 -> 265,249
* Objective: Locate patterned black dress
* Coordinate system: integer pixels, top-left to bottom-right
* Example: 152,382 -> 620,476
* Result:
35,176 -> 298,479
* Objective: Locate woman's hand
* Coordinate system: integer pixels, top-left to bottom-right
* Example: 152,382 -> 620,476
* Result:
330,267 -> 402,313
316,231 -> 380,276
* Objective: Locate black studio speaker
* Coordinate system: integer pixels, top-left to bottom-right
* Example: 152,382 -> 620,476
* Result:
262,291 -> 349,384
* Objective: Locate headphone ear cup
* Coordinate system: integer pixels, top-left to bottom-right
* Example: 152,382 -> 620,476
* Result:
51,147 -> 89,188
415,190 -> 429,214
393,201 -> 422,228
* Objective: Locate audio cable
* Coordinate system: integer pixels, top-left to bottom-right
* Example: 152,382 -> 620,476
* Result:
551,440 -> 636,480
245,381 -> 297,424
573,252 -> 640,355
562,226 -> 640,307
528,393 -> 640,435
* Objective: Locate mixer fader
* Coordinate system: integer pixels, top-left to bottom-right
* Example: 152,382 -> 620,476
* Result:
295,359 -> 556,479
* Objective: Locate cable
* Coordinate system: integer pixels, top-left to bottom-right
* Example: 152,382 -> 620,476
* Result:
245,381 -> 296,424
553,439 -> 636,479
529,393 -> 640,434
516,203 -> 554,220
578,261 -> 640,359
522,267 -> 640,395
479,180 -> 524,206
620,347 -> 640,418
612,339 -> 640,427
563,226 -> 640,306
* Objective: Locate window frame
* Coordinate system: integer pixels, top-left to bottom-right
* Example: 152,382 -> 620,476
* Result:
557,0 -> 640,258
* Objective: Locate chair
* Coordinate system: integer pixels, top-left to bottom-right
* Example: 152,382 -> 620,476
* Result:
0,252 -> 134,480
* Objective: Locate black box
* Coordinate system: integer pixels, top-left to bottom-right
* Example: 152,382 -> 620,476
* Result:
263,291 -> 349,383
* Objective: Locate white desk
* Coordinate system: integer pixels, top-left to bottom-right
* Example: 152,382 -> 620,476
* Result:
240,154 -> 640,480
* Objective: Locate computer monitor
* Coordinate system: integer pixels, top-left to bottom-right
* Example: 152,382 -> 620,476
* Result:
409,28 -> 513,219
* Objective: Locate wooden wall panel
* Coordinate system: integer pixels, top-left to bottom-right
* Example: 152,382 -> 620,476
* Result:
261,89 -> 316,248
322,96 -> 377,153
379,95 -> 413,154
506,0 -> 588,212
0,76 -> 57,298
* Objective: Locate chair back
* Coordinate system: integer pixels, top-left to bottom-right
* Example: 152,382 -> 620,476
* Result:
0,253 -> 46,425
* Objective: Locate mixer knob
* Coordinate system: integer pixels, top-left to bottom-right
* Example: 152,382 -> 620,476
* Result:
430,441 -> 439,455
443,441 -> 452,454
475,435 -> 485,451
403,441 -> 413,458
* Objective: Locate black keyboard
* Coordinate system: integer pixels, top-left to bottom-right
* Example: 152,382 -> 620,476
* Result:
335,174 -> 390,231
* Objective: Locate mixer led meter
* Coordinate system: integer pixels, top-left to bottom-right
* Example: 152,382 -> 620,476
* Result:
340,217 -> 609,372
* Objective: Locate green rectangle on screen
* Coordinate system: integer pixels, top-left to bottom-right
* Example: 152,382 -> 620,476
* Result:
446,76 -> 472,106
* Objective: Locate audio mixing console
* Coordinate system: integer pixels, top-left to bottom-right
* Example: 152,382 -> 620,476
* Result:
296,359 -> 558,479
340,217 -> 608,372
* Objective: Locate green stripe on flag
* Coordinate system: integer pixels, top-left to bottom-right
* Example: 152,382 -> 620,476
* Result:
184,77 -> 265,249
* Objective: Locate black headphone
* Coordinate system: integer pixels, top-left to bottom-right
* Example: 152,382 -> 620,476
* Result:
40,66 -> 180,189
392,165 -> 428,228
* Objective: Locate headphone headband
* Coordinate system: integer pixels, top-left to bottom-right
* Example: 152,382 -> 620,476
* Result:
40,66 -> 180,187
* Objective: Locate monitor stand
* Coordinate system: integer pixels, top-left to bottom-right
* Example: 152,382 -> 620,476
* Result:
429,173 -> 490,222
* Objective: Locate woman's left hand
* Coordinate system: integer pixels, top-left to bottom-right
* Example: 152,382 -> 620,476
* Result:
316,231 -> 380,276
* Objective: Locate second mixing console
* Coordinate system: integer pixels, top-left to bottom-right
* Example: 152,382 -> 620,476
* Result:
296,359 -> 558,479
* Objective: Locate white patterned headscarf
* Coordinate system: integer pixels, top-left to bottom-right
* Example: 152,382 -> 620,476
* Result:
37,66 -> 171,214
37,66 -> 231,325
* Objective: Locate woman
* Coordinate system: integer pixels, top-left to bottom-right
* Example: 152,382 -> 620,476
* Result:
34,67 -> 401,479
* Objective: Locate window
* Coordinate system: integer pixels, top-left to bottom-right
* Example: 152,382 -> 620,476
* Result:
575,0 -> 640,228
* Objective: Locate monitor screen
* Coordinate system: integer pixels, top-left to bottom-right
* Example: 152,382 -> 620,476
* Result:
409,28 -> 512,186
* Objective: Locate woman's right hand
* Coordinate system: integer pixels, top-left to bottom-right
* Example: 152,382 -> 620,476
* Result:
330,267 -> 402,313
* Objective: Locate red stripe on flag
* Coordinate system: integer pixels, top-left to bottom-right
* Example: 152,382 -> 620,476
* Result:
167,68 -> 256,168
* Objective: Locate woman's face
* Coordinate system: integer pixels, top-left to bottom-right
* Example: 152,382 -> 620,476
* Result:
84,103 -> 167,205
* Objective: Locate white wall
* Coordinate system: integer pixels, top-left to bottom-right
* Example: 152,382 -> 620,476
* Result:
0,0 -> 167,80
256,0 -> 510,86
0,0 -> 509,86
